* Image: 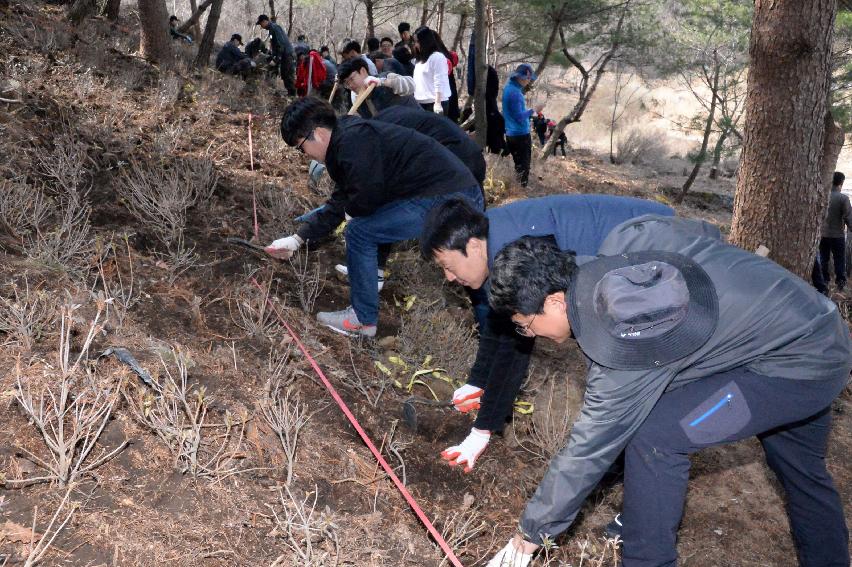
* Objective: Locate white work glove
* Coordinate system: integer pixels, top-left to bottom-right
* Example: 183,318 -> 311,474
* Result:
364,76 -> 383,87
264,234 -> 303,259
487,540 -> 533,567
440,428 -> 490,473
452,384 -> 484,413
433,100 -> 444,114
250,60 -> 257,68
344,212 -> 353,221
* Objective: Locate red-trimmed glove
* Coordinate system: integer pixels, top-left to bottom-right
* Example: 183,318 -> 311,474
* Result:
452,383 -> 483,413
265,234 -> 303,260
487,540 -> 533,567
440,428 -> 490,473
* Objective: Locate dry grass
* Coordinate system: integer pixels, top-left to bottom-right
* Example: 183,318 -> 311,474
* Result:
511,370 -> 576,463
614,127 -> 668,165
397,304 -> 477,389
268,484 -> 340,566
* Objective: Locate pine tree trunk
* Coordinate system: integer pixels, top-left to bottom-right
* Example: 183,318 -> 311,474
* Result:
138,0 -> 172,64
67,0 -> 96,25
708,129 -> 729,180
451,11 -> 467,52
188,0 -> 202,41
678,56 -> 720,202
473,0 -> 487,148
729,0 -> 837,278
437,0 -> 445,36
101,0 -> 121,20
288,0 -> 293,34
193,0 -> 223,68
364,0 -> 374,43
420,0 -> 429,27
177,0 -> 213,34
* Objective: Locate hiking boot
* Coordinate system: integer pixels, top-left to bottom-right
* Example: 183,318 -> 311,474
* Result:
604,514 -> 623,541
334,264 -> 385,291
316,306 -> 376,337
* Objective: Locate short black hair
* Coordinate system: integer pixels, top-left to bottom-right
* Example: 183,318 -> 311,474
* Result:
337,57 -> 368,82
366,37 -> 380,51
319,45 -> 330,54
169,15 -> 178,21
398,22 -> 411,34
297,34 -> 307,41
420,198 -> 489,260
341,40 -> 361,54
380,37 -> 394,46
833,171 -> 845,187
280,97 -> 337,147
392,46 -> 412,64
489,237 -> 577,316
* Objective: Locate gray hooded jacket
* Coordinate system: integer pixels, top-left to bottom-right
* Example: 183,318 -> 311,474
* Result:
519,215 -> 852,544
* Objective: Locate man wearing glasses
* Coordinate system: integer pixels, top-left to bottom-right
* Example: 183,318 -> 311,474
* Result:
484,221 -> 850,567
419,195 -> 675,472
267,97 -> 483,337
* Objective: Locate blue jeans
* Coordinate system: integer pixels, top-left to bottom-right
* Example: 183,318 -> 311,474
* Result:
345,186 -> 484,325
622,368 -> 848,567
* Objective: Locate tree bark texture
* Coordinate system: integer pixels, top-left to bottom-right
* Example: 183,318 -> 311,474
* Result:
188,0 -> 202,42
67,0 -> 97,25
451,10 -> 468,52
364,0 -> 375,43
138,0 -> 172,64
473,0 -> 487,148
193,0 -> 223,68
177,0 -> 213,34
100,0 -> 120,20
729,0 -> 837,278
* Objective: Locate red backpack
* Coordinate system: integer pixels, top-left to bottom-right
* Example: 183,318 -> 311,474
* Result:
296,51 -> 327,96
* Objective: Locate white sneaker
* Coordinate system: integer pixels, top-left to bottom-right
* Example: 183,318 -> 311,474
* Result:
334,264 -> 385,291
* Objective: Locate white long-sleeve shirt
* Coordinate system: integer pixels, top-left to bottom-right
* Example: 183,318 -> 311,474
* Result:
413,52 -> 450,103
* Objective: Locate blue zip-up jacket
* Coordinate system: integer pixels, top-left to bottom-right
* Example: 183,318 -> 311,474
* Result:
469,195 -> 675,432
502,77 -> 533,136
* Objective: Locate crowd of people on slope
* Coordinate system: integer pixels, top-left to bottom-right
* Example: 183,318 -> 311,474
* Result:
167,11 -> 569,189
165,11 -> 851,567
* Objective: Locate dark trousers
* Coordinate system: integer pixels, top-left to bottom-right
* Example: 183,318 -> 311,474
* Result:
622,367 -> 848,567
278,54 -> 296,96
552,138 -> 567,157
819,237 -> 846,289
812,257 -> 829,295
505,134 -> 532,187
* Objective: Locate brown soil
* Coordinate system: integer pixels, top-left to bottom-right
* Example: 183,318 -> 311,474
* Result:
0,4 -> 849,567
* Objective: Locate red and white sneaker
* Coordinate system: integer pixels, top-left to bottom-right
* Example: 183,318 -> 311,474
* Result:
316,306 -> 377,337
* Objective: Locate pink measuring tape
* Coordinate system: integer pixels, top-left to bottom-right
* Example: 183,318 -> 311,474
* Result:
250,278 -> 465,567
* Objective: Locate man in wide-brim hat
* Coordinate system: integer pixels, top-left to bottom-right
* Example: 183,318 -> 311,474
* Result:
484,215 -> 851,567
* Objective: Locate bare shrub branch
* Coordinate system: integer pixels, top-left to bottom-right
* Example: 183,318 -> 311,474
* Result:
22,484 -> 78,567
94,234 -> 140,329
228,275 -> 282,341
260,381 -> 313,486
0,277 -> 56,351
288,246 -> 325,314
125,348 -> 247,479
512,371 -> 574,463
9,302 -> 128,487
268,484 -> 339,566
